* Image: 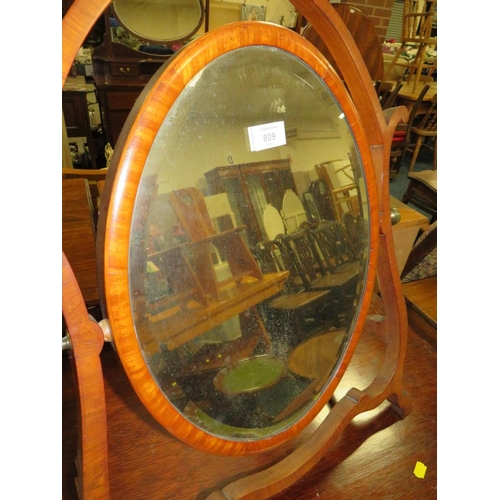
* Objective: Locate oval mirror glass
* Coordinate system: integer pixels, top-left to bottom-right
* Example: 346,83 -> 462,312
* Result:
112,0 -> 204,44
104,23 -> 377,455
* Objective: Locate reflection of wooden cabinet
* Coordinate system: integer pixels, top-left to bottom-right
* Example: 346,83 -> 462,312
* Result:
91,76 -> 144,147
63,76 -> 98,169
204,159 -> 297,246
92,10 -> 172,147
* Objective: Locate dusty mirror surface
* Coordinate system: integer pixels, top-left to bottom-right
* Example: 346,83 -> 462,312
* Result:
112,0 -> 204,43
128,45 -> 370,439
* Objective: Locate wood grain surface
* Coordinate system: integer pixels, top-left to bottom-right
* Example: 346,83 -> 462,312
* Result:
62,294 -> 437,500
62,1 -> 418,498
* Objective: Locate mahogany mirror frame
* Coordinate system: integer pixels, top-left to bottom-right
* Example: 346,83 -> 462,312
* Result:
62,0 -> 410,497
100,20 -> 379,455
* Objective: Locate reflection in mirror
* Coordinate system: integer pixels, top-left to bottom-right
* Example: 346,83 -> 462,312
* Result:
128,45 -> 370,440
112,0 -> 204,44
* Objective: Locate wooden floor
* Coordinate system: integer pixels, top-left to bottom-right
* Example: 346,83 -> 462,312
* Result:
62,295 -> 437,499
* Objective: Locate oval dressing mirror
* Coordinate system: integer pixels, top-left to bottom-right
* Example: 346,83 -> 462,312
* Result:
103,22 -> 378,455
112,0 -> 204,44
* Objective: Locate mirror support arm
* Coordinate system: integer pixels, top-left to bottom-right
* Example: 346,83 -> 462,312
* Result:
62,252 -> 110,500
62,0 -> 412,498
205,3 -> 413,498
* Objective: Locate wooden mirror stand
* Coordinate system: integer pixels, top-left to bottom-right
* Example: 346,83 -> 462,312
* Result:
62,0 -> 410,498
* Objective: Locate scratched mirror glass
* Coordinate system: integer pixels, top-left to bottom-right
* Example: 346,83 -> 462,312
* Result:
129,46 -> 369,439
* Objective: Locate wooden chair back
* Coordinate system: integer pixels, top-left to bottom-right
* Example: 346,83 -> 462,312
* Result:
252,239 -> 336,341
341,213 -> 364,260
279,228 -> 329,291
405,92 -> 437,171
412,93 -> 437,134
253,240 -> 288,275
310,221 -> 355,273
383,0 -> 437,91
389,83 -> 430,174
253,239 -> 303,293
401,0 -> 437,44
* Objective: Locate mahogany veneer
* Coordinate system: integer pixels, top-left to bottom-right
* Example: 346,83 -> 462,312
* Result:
62,294 -> 437,499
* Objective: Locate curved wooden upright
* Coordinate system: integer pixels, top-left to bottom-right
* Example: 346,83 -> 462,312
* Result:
62,253 -> 110,500
63,0 -> 410,498
302,3 -> 384,82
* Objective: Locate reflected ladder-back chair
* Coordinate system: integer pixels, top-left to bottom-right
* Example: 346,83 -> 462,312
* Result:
253,239 -> 333,341
315,161 -> 360,221
278,228 -> 359,327
383,0 -> 437,93
341,212 -> 365,262
310,221 -> 362,277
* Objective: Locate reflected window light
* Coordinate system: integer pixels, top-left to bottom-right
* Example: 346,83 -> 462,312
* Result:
187,68 -> 204,88
338,112 -> 345,119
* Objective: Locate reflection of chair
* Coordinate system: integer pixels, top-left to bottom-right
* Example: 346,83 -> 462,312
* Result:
253,239 -> 332,340
279,228 -> 359,326
161,186 -> 288,362
315,161 -> 360,221
401,170 -> 437,223
383,0 -> 437,92
404,93 -> 437,172
307,179 -> 336,222
310,221 -> 362,276
341,212 -> 365,261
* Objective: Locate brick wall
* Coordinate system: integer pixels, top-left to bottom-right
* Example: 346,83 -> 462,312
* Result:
339,0 -> 395,43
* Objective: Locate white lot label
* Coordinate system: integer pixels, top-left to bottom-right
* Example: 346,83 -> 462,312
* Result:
247,121 -> 286,152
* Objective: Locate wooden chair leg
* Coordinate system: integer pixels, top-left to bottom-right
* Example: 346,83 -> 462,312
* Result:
383,45 -> 405,81
408,136 -> 423,173
411,45 -> 426,93
433,137 -> 437,170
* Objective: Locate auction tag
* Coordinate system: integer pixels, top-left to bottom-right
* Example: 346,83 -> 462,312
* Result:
247,121 -> 286,152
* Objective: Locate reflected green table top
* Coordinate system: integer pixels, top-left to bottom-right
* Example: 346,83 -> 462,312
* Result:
213,355 -> 286,395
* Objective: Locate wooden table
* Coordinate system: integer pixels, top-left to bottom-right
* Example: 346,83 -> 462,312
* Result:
393,80 -> 437,114
390,196 -> 430,275
62,294 -> 437,499
287,329 -> 345,380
